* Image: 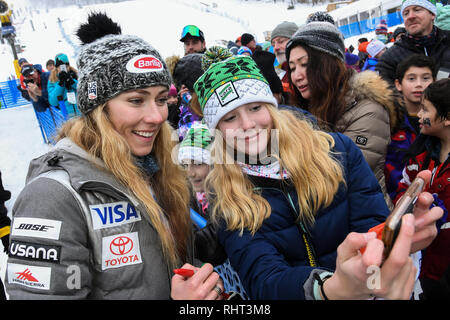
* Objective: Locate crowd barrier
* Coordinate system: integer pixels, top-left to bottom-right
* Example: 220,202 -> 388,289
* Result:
0,79 -> 30,109
0,79 -> 68,145
338,11 -> 404,39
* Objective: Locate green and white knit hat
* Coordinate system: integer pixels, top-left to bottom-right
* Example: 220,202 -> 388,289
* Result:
178,123 -> 213,165
193,55 -> 277,129
401,0 -> 437,16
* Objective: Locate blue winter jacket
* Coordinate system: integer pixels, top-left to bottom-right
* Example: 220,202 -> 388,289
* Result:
47,78 -> 80,118
217,132 -> 389,299
362,57 -> 378,72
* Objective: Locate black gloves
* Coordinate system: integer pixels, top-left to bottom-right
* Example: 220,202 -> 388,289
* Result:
58,71 -> 75,89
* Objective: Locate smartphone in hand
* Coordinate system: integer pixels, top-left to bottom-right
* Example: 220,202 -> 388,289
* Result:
381,176 -> 425,259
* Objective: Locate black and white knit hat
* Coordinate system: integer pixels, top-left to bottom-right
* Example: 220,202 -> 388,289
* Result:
286,13 -> 345,62
76,12 -> 172,115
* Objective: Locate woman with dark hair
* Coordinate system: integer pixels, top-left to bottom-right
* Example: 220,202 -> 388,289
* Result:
285,15 -> 397,208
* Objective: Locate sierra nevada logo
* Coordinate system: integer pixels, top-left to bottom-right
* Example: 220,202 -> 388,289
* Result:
16,268 -> 38,282
7,263 -> 51,290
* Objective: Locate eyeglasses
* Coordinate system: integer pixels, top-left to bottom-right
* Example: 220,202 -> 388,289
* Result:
180,25 -> 204,41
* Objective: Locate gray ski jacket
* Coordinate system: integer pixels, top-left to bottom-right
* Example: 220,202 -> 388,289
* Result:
6,138 -> 194,299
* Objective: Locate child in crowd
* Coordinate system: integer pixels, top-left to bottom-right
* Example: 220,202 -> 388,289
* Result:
385,54 -> 437,200
362,39 -> 386,71
395,78 -> 450,300
178,122 -> 214,218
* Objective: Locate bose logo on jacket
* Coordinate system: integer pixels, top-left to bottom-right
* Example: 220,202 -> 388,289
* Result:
89,201 -> 141,230
12,217 -> 62,240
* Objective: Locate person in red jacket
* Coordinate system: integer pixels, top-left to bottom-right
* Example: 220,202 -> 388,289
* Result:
394,78 -> 450,299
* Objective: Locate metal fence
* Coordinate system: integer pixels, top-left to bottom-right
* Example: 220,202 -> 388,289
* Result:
338,11 -> 404,39
0,79 -> 30,109
0,79 -> 68,145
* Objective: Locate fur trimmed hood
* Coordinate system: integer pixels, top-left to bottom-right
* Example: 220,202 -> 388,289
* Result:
346,70 -> 398,132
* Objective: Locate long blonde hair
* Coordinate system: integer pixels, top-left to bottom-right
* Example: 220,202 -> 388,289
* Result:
57,105 -> 191,269
206,104 -> 345,235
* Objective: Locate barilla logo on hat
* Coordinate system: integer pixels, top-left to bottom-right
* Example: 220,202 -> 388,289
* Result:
126,54 -> 163,73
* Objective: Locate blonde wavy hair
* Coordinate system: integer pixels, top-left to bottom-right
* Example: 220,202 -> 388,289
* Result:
206,104 -> 345,235
57,104 -> 191,269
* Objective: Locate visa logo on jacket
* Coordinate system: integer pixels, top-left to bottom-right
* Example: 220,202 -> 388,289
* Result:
89,201 -> 141,230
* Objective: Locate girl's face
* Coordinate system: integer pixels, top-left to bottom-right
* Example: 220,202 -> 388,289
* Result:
418,98 -> 445,137
289,46 -> 310,100
217,103 -> 274,158
106,86 -> 168,157
183,162 -> 210,193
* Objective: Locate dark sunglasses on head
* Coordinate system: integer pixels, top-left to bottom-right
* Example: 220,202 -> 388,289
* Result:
180,25 -> 204,41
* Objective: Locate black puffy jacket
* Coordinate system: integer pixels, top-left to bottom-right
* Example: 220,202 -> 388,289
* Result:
376,27 -> 450,84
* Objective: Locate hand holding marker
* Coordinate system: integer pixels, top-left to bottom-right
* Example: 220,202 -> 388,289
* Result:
173,267 -> 230,299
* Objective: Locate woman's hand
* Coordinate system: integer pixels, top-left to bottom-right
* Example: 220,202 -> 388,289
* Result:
170,263 -> 225,300
323,214 -> 417,300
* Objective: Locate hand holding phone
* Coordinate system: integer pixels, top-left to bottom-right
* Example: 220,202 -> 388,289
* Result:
381,176 -> 425,260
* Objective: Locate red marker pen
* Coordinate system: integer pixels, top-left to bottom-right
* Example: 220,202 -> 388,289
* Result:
173,268 -> 195,277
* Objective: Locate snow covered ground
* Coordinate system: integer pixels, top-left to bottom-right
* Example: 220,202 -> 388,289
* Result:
0,0 -> 400,297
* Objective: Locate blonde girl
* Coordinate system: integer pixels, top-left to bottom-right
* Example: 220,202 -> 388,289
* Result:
192,54 -> 442,300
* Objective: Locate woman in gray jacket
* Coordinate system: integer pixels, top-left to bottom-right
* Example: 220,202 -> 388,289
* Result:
5,13 -> 223,300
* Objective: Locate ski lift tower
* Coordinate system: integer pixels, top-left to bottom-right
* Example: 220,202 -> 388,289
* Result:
1,0 -> 20,78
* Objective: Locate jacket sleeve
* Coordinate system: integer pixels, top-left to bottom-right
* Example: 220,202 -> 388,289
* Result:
0,171 -> 11,235
6,177 -> 92,299
335,132 -> 390,232
47,80 -> 65,107
341,99 -> 391,175
393,161 -> 418,205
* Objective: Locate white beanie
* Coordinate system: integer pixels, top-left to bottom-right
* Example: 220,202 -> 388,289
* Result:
367,40 -> 386,58
401,0 -> 437,16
